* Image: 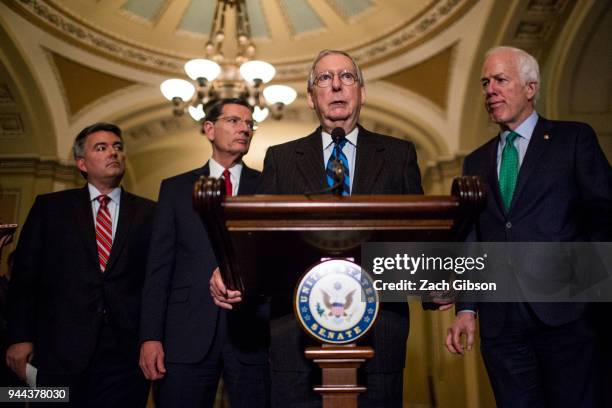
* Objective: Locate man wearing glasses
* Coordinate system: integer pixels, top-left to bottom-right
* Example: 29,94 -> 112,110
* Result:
139,99 -> 268,407
211,50 -> 423,407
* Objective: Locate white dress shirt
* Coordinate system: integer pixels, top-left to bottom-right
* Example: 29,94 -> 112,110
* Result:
496,110 -> 539,176
209,158 -> 244,196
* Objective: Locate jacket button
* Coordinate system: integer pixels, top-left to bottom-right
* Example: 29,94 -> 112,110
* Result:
505,222 -> 512,229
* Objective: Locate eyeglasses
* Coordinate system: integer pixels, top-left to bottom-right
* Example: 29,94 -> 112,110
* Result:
217,116 -> 256,131
313,70 -> 358,88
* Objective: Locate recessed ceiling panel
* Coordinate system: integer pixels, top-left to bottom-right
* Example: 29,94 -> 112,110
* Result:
121,0 -> 166,21
279,0 -> 325,35
327,0 -> 374,18
178,0 -> 215,34
50,52 -> 137,117
246,0 -> 270,38
381,45 -> 454,110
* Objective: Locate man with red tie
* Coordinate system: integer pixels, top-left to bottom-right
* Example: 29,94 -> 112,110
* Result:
6,123 -> 155,406
139,98 -> 267,408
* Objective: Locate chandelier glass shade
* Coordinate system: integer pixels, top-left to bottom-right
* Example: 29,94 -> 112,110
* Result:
160,0 -> 296,123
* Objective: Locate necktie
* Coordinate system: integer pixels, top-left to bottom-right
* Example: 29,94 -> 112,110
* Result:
326,139 -> 350,196
499,131 -> 520,211
95,195 -> 112,272
223,168 -> 233,197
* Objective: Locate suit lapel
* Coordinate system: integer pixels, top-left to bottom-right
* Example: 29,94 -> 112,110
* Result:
197,162 -> 211,179
237,165 -> 259,195
485,137 -> 506,215
352,127 -> 385,194
508,117 -> 549,213
104,189 -> 134,275
73,186 -> 99,269
295,129 -> 327,192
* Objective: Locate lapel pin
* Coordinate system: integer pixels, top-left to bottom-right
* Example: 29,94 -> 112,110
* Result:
543,134 -> 550,140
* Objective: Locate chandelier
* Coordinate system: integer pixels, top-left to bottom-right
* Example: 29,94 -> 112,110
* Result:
160,0 -> 297,123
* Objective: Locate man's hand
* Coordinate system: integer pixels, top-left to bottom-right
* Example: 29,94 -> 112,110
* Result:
139,341 -> 166,380
445,312 -> 476,355
209,267 -> 242,310
6,342 -> 33,380
0,233 -> 13,249
436,302 -> 455,312
429,290 -> 455,311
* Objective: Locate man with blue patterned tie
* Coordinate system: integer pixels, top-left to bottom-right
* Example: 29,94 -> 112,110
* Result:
211,50 -> 423,407
445,46 -> 612,407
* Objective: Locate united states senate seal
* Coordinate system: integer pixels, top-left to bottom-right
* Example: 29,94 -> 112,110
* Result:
294,259 -> 379,344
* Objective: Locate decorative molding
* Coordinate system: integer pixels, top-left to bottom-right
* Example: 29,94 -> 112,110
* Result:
11,0 -> 476,80
0,84 -> 16,106
275,0 -> 475,80
526,0 -> 568,13
13,0 -> 183,73
515,21 -> 553,41
0,156 -> 81,183
511,0 -> 571,47
0,114 -> 25,138
123,114 -> 193,142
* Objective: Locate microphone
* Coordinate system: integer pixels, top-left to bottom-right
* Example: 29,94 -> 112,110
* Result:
331,127 -> 346,144
303,127 -> 348,196
330,127 -> 346,196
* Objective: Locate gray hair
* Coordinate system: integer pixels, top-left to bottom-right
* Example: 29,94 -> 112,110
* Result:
307,49 -> 364,92
485,46 -> 540,99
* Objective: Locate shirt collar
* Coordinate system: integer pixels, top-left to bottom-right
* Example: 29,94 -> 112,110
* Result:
500,110 -> 538,143
322,127 -> 359,150
208,157 -> 243,179
88,183 -> 121,204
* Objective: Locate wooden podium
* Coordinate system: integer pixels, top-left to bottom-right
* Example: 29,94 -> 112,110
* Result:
193,176 -> 485,407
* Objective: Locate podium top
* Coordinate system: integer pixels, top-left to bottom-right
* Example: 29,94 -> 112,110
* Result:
192,176 -> 486,294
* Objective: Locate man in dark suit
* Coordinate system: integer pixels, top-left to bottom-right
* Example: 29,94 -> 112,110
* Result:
445,46 -> 612,407
139,98 -> 268,408
211,50 -> 423,408
6,122 -> 155,406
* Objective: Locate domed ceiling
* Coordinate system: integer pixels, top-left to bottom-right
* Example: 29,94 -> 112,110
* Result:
2,0 -> 598,199
9,0 -> 477,79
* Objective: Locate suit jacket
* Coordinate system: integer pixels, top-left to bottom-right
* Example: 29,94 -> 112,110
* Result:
139,162 -> 264,364
458,117 -> 612,337
8,186 -> 155,374
258,125 -> 422,196
257,125 -> 423,372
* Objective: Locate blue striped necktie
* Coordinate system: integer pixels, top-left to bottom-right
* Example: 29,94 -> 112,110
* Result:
326,139 -> 350,196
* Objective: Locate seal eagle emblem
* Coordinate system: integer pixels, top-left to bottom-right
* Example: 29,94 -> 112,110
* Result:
295,259 -> 379,344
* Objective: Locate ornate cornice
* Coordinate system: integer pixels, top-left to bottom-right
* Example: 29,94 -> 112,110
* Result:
0,156 -> 80,183
8,0 -> 183,74
8,0 -> 477,80
275,0 -> 477,80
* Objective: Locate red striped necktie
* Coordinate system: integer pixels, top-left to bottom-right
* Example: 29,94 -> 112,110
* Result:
95,195 -> 113,272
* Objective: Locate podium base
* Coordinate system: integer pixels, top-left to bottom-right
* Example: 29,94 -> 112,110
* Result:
305,344 -> 374,408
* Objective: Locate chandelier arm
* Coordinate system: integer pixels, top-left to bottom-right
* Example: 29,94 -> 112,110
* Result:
163,0 -> 295,122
